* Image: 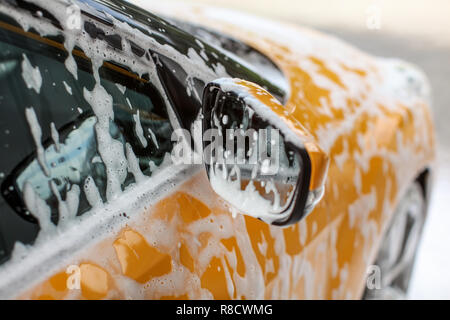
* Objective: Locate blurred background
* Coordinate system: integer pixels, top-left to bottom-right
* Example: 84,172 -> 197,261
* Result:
169,0 -> 450,299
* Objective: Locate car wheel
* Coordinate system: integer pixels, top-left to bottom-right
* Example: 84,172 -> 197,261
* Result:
364,181 -> 427,299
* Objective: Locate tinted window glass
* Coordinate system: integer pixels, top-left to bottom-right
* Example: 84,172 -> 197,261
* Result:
0,20 -> 174,263
164,17 -> 289,103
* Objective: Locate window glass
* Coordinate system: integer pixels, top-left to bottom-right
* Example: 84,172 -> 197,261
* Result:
0,20 -> 174,263
164,17 -> 289,103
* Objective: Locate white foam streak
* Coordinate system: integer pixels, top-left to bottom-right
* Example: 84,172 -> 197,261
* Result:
25,107 -> 50,176
21,54 -> 42,94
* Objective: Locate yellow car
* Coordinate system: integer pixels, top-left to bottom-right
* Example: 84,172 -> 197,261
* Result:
0,0 -> 435,300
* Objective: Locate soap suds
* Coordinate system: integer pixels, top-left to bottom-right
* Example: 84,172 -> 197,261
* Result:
147,128 -> 159,149
83,176 -> 103,208
50,122 -> 60,152
126,143 -> 146,183
23,182 -> 54,234
25,107 -> 50,176
21,54 -> 42,94
63,81 -> 73,95
133,110 -> 148,148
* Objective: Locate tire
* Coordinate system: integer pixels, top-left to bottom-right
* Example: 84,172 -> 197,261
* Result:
363,181 -> 427,299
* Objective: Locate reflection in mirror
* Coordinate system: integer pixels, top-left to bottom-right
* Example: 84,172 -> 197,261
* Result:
204,90 -> 303,224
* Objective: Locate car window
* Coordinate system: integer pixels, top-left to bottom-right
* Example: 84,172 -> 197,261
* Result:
0,19 -> 174,263
164,17 -> 290,103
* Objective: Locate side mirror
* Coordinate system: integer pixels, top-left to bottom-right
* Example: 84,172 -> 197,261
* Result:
202,79 -> 329,226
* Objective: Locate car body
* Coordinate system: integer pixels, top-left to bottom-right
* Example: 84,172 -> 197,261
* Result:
0,0 -> 435,299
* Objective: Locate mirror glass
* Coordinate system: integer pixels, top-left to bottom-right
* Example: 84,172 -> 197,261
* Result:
203,90 -> 303,224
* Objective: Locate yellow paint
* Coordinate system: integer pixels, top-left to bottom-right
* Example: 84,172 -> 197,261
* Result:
113,228 -> 173,284
179,243 -> 195,273
22,263 -> 112,300
79,263 -> 110,300
200,257 -> 231,300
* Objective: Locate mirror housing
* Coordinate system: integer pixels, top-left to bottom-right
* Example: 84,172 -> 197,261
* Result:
202,78 -> 329,226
